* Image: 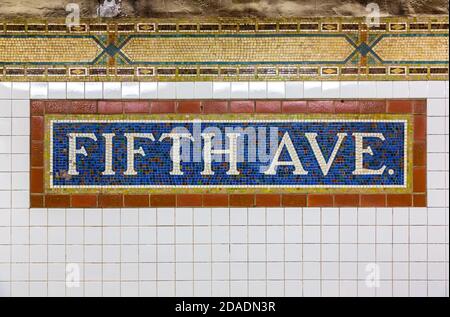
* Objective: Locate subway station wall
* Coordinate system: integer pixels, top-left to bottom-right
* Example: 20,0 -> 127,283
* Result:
0,81 -> 448,296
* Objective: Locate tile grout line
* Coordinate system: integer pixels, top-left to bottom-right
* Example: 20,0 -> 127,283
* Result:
137,208 -> 140,297
265,207 -> 268,296
356,208 -> 359,296
192,208 -> 195,297
9,91 -> 12,297
301,208 -> 304,297
391,208 -> 394,296
375,208 -> 378,297
338,208 -> 341,296
408,207 -> 410,296
174,208 -> 177,296
228,207 -> 231,297
246,207 -> 249,297
283,208 -> 286,296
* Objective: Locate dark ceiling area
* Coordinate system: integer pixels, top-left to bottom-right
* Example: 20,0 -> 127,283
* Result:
0,0 -> 448,18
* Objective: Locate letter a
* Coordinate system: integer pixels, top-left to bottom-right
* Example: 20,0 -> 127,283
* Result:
264,132 -> 308,175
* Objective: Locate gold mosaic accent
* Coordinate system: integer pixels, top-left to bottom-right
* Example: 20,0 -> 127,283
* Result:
0,37 -> 102,63
0,16 -> 448,81
374,36 -> 449,62
121,36 -> 354,63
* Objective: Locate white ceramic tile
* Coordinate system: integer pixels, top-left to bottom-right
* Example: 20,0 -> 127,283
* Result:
428,135 -> 446,152
12,118 -> 29,136
66,82 -> 85,99
376,81 -> 393,98
175,82 -> 195,99
194,82 -> 213,99
213,82 -> 231,99
11,83 -> 29,99
230,82 -> 249,99
157,82 -> 176,99
428,190 -> 448,208
48,83 -> 67,99
12,173 -> 29,191
103,82 -> 122,99
427,98 -> 447,116
338,81 -> 357,98
11,154 -> 29,172
11,100 -> 30,117
267,82 -> 285,98
30,83 -> 48,99
85,82 -> 103,99
121,82 -> 140,99
409,81 -> 429,98
0,136 -> 11,154
392,81 -> 410,98
249,82 -> 267,99
0,100 -> 11,117
285,81 -> 304,99
0,117 -> 11,135
358,81 -> 377,98
0,83 -> 12,99
11,136 -> 29,154
304,81 -> 322,98
0,191 -> 11,208
0,154 -> 11,172
428,117 -> 446,135
322,81 -> 340,98
139,82 -> 157,99
428,81 -> 447,98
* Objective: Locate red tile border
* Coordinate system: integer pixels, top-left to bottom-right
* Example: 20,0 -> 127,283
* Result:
98,194 -> 124,208
256,194 -> 281,207
203,194 -> 229,207
360,194 -> 386,207
30,99 -> 427,208
230,101 -> 254,113
230,194 -> 255,207
123,101 -> 150,114
282,101 -> 308,113
150,194 -> 176,207
150,101 -> 176,113
282,194 -> 307,207
177,101 -> 202,114
203,101 -> 228,114
256,101 -> 281,113
72,195 -> 98,208
177,194 -> 203,207
124,194 -> 150,207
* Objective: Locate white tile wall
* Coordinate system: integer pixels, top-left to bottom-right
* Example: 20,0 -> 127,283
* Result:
0,81 -> 448,297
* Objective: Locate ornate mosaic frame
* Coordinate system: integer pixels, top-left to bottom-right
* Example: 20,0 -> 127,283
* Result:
1,16 -> 448,82
30,99 -> 427,208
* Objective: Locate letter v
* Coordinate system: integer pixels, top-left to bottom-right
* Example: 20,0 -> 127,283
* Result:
305,133 -> 347,176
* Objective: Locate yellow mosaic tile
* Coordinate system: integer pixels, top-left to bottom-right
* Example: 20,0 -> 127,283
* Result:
121,36 -> 354,63
373,36 -> 448,62
0,37 -> 102,63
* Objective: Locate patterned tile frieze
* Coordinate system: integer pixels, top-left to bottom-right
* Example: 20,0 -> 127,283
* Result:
30,99 -> 427,208
1,17 -> 448,81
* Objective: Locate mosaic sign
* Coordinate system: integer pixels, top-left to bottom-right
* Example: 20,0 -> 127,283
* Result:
49,118 -> 408,189
1,17 -> 448,81
30,99 -> 427,208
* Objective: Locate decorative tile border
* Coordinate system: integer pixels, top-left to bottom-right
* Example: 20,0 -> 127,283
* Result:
30,99 -> 427,208
1,17 -> 448,82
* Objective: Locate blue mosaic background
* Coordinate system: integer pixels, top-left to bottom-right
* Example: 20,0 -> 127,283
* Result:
51,121 -> 406,187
